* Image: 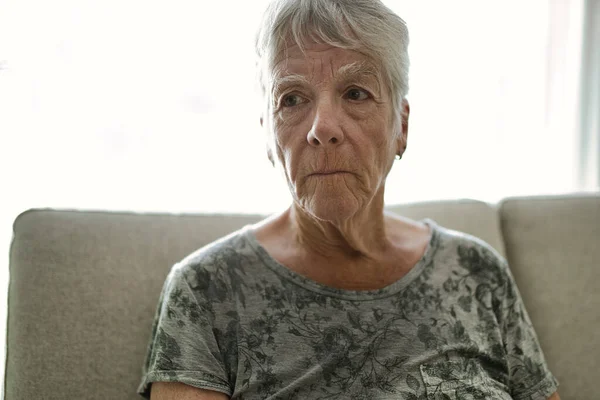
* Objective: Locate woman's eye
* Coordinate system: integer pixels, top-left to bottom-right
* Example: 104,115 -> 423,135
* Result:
345,88 -> 370,101
281,94 -> 305,108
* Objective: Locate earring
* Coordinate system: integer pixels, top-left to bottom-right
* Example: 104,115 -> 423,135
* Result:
395,153 -> 402,160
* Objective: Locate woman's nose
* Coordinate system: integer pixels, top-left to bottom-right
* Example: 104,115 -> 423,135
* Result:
307,98 -> 345,147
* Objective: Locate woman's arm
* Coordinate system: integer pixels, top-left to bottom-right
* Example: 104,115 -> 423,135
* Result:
150,382 -> 229,400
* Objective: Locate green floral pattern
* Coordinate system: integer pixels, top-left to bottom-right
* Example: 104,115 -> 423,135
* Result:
138,220 -> 558,400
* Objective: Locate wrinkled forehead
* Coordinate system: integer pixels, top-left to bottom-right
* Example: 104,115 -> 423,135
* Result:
270,43 -> 383,87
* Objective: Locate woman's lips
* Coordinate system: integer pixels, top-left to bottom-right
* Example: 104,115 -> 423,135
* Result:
310,171 -> 351,176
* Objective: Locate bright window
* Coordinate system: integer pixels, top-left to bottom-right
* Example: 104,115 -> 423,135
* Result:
0,0 -> 589,218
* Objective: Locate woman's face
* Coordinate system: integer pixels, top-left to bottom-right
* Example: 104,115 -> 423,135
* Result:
263,41 -> 407,221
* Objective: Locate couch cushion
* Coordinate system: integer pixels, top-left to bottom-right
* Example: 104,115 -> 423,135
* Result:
499,193 -> 600,400
6,209 -> 264,400
5,200 -> 502,400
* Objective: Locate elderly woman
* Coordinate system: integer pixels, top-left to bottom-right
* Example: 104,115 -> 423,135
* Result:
138,1 -> 560,399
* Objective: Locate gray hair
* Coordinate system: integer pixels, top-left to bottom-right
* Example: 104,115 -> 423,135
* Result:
255,0 -> 410,124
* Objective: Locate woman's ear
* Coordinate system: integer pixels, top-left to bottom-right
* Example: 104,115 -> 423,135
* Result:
401,99 -> 410,140
397,99 -> 410,157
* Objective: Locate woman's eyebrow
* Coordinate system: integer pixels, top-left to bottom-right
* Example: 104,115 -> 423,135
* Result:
336,61 -> 379,78
271,61 -> 381,96
271,74 -> 311,97
335,61 -> 382,90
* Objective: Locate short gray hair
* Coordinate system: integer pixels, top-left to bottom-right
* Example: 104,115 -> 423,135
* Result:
255,0 -> 410,123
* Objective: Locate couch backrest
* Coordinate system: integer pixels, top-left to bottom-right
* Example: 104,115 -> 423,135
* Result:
4,195 -> 598,399
498,194 -> 600,400
6,211 -> 264,400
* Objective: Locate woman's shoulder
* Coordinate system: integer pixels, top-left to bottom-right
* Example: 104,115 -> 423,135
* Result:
385,213 -> 506,268
430,221 -> 506,263
160,223 -> 276,306
172,224 -> 261,280
425,221 -> 512,289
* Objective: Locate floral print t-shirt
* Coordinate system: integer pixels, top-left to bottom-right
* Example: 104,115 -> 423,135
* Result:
137,219 -> 559,399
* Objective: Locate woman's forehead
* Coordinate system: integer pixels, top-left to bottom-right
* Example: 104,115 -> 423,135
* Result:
272,43 -> 380,82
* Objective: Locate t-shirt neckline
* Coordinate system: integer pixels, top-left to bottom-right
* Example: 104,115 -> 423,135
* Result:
242,218 -> 439,301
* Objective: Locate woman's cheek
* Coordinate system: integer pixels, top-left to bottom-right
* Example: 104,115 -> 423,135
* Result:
274,106 -> 311,132
344,102 -> 378,121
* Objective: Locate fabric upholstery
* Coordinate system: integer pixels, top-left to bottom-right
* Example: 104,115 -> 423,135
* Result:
499,193 -> 600,400
6,210 -> 263,400
3,196 -> 595,399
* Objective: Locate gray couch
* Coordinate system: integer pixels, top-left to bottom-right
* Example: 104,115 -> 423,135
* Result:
4,193 -> 599,399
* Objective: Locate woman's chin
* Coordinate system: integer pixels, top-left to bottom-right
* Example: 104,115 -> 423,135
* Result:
299,195 -> 361,222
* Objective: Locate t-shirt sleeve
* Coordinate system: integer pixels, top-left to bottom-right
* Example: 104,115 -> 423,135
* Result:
496,257 -> 559,400
137,263 -> 231,399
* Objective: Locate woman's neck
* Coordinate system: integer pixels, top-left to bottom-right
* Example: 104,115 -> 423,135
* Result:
286,200 -> 393,265
251,202 -> 431,290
